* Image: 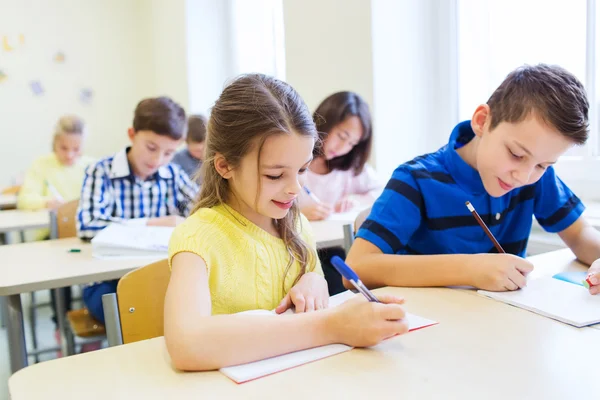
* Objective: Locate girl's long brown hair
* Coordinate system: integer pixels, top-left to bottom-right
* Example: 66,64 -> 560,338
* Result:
193,74 -> 319,291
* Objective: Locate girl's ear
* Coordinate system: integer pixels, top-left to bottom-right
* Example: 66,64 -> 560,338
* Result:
214,153 -> 233,179
471,104 -> 491,138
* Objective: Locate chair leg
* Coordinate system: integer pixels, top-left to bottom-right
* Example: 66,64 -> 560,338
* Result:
28,292 -> 39,363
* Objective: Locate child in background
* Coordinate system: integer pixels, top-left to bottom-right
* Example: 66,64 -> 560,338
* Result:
298,91 -> 383,220
172,114 -> 208,183
297,92 -> 383,295
18,115 -> 94,340
18,115 -> 94,238
347,64 -> 600,296
165,74 -> 408,371
77,96 -> 199,324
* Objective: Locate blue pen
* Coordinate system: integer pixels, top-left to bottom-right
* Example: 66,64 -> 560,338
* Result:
303,186 -> 321,203
331,256 -> 380,303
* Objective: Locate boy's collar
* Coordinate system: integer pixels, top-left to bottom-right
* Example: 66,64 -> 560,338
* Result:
110,147 -> 173,180
443,121 -> 486,195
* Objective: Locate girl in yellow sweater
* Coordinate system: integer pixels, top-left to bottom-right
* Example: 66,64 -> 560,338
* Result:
166,74 -> 409,371
18,115 -> 94,219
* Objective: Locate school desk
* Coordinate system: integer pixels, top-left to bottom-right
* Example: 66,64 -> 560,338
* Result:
0,238 -> 164,373
0,194 -> 17,210
312,215 -> 356,249
0,218 -> 351,374
0,209 -> 49,233
8,281 -> 600,400
0,210 -> 49,329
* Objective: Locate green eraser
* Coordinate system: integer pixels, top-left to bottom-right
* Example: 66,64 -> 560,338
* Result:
68,248 -> 81,253
583,277 -> 592,289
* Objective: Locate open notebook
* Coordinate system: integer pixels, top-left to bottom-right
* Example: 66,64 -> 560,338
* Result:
478,276 -> 600,327
91,223 -> 173,259
219,291 -> 438,384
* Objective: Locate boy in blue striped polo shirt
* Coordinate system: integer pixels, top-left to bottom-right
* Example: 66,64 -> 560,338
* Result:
347,64 -> 600,295
76,96 -> 199,326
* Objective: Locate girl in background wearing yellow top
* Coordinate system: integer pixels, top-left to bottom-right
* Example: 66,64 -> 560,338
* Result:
166,74 -> 409,371
18,115 -> 94,216
18,115 -> 94,350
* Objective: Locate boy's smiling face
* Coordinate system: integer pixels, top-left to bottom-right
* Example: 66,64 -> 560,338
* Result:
470,105 -> 575,197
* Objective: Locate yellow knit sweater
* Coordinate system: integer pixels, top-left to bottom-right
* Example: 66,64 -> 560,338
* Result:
168,204 -> 323,315
17,153 -> 94,240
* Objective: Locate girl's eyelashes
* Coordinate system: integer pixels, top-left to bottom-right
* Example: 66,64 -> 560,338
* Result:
265,174 -> 283,180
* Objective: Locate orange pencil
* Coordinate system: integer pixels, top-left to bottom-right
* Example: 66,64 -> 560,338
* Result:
465,201 -> 505,253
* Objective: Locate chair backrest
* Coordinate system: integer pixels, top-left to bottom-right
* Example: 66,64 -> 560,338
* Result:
50,199 -> 79,239
343,207 -> 372,253
354,207 -> 371,232
116,259 -> 171,344
1,185 -> 21,195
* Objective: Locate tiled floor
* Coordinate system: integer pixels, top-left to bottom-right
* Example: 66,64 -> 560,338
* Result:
1,289 -> 104,400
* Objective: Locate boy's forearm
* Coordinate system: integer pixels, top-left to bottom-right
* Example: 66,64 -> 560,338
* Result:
569,224 -> 600,265
346,251 -> 475,289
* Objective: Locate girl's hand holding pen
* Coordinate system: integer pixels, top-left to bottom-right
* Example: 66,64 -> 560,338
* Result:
325,294 -> 408,347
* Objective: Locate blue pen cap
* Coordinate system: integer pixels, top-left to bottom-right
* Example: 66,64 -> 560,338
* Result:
331,256 -> 359,282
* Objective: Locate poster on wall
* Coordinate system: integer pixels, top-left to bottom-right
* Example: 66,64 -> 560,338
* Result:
79,88 -> 93,105
54,51 -> 65,63
30,80 -> 44,96
2,34 -> 24,52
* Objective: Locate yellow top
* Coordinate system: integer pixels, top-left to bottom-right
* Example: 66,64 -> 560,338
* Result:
17,153 -> 94,240
168,204 -> 323,315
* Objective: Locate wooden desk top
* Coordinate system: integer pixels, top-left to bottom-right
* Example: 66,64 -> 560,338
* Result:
0,238 -> 162,296
0,219 -> 348,296
0,194 -> 17,209
9,283 -> 600,400
0,209 -> 49,233
311,217 -> 353,249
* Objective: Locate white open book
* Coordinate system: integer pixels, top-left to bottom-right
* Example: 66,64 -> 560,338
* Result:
219,291 -> 438,383
91,223 -> 173,259
478,276 -> 600,327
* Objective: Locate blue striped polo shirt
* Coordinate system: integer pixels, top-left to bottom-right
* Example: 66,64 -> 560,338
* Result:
356,121 -> 585,256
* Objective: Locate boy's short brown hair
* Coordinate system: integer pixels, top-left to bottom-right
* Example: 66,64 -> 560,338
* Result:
487,64 -> 589,145
187,114 -> 208,143
133,96 -> 187,140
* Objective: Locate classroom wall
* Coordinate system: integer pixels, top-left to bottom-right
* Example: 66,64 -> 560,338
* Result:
144,0 -> 190,111
185,0 -> 235,116
0,0 -> 158,187
282,0 -> 374,113
370,0 -> 459,177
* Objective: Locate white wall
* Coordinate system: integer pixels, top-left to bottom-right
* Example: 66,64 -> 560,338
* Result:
282,0 -> 374,112
371,0 -> 458,178
145,0 -> 190,110
185,0 -> 286,116
185,0 -> 235,115
0,0 -> 161,186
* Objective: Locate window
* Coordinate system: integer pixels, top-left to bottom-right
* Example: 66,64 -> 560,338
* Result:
457,0 -> 599,197
229,0 -> 286,80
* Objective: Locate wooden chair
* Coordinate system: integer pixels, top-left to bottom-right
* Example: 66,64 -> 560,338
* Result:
342,207 -> 372,253
49,199 -> 79,239
0,184 -> 20,210
102,259 -> 170,346
1,184 -> 21,195
27,199 -> 82,360
49,200 -> 105,356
